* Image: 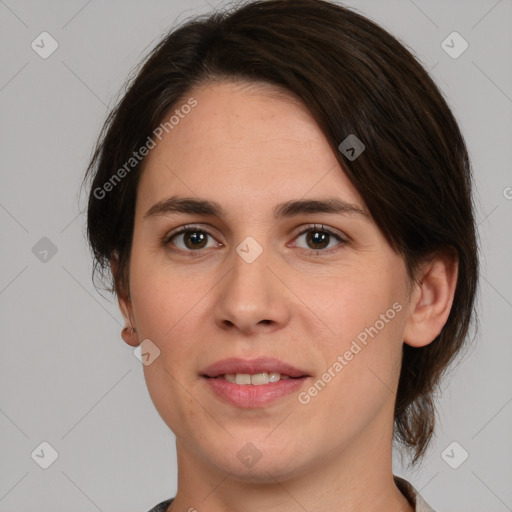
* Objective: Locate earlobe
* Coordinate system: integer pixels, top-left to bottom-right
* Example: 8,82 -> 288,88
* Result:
111,257 -> 139,347
118,292 -> 140,347
121,325 -> 139,347
403,249 -> 459,348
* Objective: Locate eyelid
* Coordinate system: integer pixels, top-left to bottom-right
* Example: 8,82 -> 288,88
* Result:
291,223 -> 348,242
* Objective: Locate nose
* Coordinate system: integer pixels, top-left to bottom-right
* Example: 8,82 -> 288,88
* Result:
213,240 -> 291,336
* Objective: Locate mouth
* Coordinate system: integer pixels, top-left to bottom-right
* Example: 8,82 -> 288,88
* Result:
207,372 -> 297,385
200,356 -> 309,380
200,357 -> 310,407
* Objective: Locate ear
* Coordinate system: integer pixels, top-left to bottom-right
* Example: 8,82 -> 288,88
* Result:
403,248 -> 459,348
111,256 -> 139,348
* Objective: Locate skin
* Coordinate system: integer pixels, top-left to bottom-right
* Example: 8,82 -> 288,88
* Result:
116,80 -> 458,512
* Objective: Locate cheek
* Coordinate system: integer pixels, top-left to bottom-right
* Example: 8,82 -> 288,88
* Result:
128,251 -> 221,392
303,264 -> 406,343
129,259 -> 207,434
297,314 -> 404,447
299,268 -> 406,411
129,247 -> 195,333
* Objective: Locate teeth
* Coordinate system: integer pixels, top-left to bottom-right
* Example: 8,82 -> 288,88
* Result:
235,373 -> 252,385
223,372 -> 290,385
250,372 -> 269,385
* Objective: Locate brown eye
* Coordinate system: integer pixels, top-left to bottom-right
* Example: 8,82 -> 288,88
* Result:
293,225 -> 346,253
164,226 -> 218,253
179,230 -> 208,250
305,230 -> 330,250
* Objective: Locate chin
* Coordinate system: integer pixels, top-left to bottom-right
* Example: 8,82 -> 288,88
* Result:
216,458 -> 304,484
204,440 -> 312,484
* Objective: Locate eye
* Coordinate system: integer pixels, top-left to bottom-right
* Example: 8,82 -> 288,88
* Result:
291,224 -> 347,254
162,223 -> 347,256
163,225 -> 220,254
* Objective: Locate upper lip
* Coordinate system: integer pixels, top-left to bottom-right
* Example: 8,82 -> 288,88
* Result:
200,357 -> 309,378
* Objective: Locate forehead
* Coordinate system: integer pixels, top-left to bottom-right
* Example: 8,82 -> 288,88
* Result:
136,80 -> 365,217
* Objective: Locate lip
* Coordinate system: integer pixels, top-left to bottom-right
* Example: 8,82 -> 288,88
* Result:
200,357 -> 310,408
200,357 -> 308,378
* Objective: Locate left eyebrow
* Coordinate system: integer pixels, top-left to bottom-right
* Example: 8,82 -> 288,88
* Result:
144,195 -> 370,220
273,197 -> 370,219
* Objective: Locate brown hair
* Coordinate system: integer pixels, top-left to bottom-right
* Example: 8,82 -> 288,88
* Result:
83,0 -> 479,467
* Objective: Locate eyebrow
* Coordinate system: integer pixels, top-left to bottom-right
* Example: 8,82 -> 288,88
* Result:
144,195 -> 370,220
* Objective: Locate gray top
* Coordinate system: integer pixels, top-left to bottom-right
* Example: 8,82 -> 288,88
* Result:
145,475 -> 436,512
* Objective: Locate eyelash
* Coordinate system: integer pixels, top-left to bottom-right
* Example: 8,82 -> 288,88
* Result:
161,224 -> 347,257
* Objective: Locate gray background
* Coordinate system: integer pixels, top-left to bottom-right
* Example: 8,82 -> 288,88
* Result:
1,0 -> 511,510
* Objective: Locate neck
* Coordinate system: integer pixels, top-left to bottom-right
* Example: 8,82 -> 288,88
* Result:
167,407 -> 413,512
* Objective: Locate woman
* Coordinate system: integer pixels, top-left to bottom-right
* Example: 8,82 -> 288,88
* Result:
84,0 -> 478,510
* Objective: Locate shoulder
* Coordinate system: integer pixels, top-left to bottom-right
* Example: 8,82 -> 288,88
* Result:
393,475 -> 437,512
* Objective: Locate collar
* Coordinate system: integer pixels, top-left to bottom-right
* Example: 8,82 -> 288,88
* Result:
393,475 -> 436,512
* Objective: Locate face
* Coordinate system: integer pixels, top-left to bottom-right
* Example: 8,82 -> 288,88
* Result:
122,80 -> 415,481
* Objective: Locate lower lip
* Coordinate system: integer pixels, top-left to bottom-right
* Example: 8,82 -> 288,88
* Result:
203,376 -> 308,408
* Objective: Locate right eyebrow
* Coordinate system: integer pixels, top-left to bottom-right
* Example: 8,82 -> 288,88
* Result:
144,196 -> 222,219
